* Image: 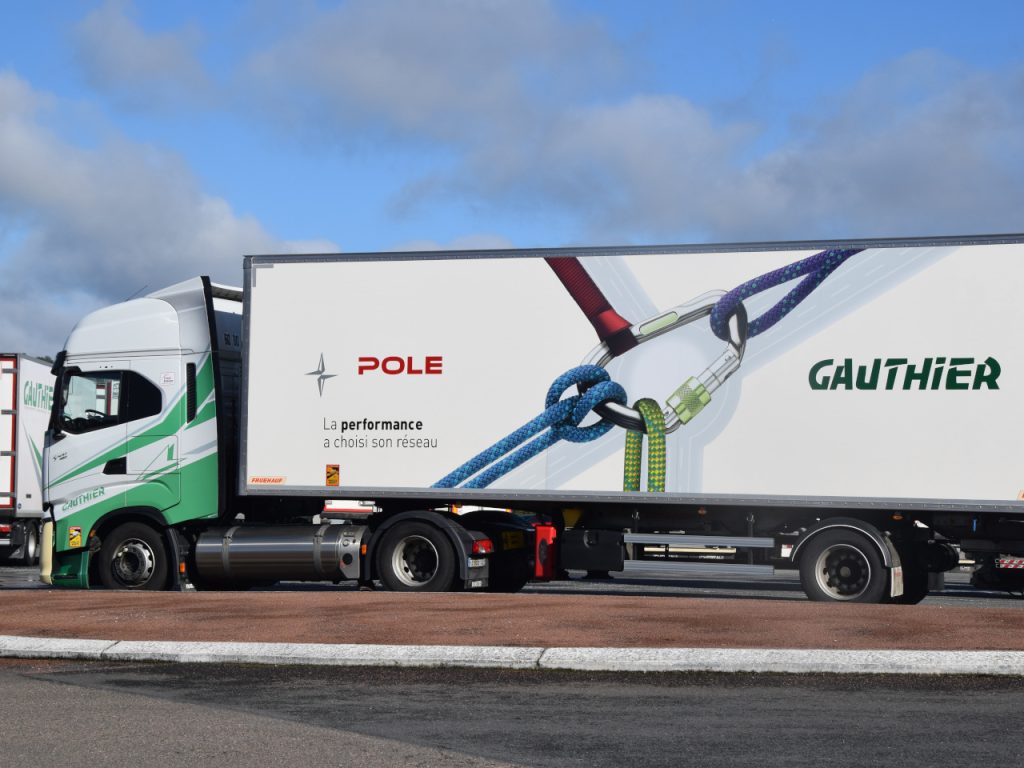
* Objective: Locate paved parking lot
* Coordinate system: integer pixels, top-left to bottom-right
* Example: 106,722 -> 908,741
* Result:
1,565 -> 1021,608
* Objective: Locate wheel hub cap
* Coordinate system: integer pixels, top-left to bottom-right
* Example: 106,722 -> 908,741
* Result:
112,539 -> 156,586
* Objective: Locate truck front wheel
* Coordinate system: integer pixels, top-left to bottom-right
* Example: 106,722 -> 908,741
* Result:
376,522 -> 456,592
98,522 -> 170,590
799,529 -> 888,603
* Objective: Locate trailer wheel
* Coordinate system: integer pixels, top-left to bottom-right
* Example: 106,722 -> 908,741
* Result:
98,522 -> 169,590
17,522 -> 39,567
376,522 -> 456,592
799,529 -> 888,603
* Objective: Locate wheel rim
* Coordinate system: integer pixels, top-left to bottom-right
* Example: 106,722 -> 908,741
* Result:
813,544 -> 872,600
25,529 -> 37,562
391,535 -> 439,587
111,538 -> 157,587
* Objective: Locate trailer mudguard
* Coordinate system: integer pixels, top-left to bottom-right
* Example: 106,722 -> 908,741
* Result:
791,517 -> 899,568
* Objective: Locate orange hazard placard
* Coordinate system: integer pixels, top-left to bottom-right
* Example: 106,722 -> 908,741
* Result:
326,465 -> 340,487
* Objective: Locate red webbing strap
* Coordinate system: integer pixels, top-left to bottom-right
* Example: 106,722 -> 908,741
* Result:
546,257 -> 638,357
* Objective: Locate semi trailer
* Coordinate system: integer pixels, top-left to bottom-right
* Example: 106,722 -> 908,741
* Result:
2,354 -> 54,566
39,235 -> 1024,602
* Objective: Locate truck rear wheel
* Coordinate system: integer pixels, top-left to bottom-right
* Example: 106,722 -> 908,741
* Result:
799,529 -> 888,603
16,521 -> 39,566
98,522 -> 169,590
376,522 -> 456,592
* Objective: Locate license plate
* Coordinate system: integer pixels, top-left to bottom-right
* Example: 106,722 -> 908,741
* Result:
501,530 -> 525,550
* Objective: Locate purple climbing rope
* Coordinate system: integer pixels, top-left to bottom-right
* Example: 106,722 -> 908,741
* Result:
709,248 -> 862,341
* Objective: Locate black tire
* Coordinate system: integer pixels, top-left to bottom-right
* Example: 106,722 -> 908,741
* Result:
17,522 -> 39,567
192,580 -> 278,591
485,566 -> 531,593
375,522 -> 456,592
187,568 -> 278,591
890,543 -> 930,605
98,522 -> 170,590
799,529 -> 889,603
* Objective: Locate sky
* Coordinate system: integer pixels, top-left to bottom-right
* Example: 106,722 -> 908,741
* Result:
1,0 -> 1022,356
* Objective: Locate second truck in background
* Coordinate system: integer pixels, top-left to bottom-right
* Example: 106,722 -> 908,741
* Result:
1,354 -> 53,566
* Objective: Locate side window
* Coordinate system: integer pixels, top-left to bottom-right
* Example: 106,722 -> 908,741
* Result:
60,372 -> 122,434
59,370 -> 162,434
122,371 -> 162,423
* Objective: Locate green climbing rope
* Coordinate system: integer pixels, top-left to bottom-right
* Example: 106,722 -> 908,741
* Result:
622,398 -> 667,492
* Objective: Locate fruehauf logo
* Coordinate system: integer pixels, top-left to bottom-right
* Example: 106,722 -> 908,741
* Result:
307,353 -> 336,397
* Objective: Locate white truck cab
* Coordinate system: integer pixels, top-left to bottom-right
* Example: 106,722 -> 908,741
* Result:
43,278 -> 233,587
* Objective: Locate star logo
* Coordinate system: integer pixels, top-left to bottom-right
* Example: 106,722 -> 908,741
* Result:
306,353 -> 336,397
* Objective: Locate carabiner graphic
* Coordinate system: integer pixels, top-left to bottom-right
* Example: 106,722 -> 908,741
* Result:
579,291 -> 748,433
434,247 -> 860,490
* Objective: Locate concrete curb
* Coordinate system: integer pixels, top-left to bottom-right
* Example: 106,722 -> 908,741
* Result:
3,636 -> 1024,675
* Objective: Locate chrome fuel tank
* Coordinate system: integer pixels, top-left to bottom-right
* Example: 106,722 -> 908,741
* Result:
194,524 -> 366,584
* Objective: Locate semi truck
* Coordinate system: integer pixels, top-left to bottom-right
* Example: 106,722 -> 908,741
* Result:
2,354 -> 54,566
39,235 -> 1024,602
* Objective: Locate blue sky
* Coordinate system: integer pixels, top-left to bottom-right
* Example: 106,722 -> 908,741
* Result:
1,0 -> 1022,355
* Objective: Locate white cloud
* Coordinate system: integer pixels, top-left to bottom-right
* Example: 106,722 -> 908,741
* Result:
72,0 -> 213,109
243,0 -> 622,142
241,3 -> 1024,242
64,3 -> 1024,244
4,6 -> 1021,365
716,52 -> 1024,238
443,51 -> 1024,241
0,71 -> 335,356
455,94 -> 756,238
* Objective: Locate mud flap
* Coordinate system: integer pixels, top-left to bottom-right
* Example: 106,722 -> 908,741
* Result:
39,519 -> 54,585
49,547 -> 91,588
883,536 -> 904,599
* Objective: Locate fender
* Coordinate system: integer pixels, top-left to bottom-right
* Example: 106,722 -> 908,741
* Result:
366,510 -> 487,582
791,517 -> 900,568
91,506 -> 170,539
79,507 -> 173,588
457,509 -> 536,541
165,527 -> 190,591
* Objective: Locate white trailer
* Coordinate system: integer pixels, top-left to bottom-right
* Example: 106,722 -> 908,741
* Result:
39,235 -> 1024,601
1,354 -> 54,565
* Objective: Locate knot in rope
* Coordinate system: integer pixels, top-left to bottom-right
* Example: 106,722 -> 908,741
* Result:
433,365 -> 626,489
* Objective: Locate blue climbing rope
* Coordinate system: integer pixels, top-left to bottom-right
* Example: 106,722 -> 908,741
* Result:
710,247 -> 862,341
434,365 -> 627,489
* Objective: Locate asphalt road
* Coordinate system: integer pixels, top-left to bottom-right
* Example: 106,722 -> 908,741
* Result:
527,569 -> 1023,607
3,658 -> 1023,767
3,565 -> 1021,608
2,565 -> 1022,766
